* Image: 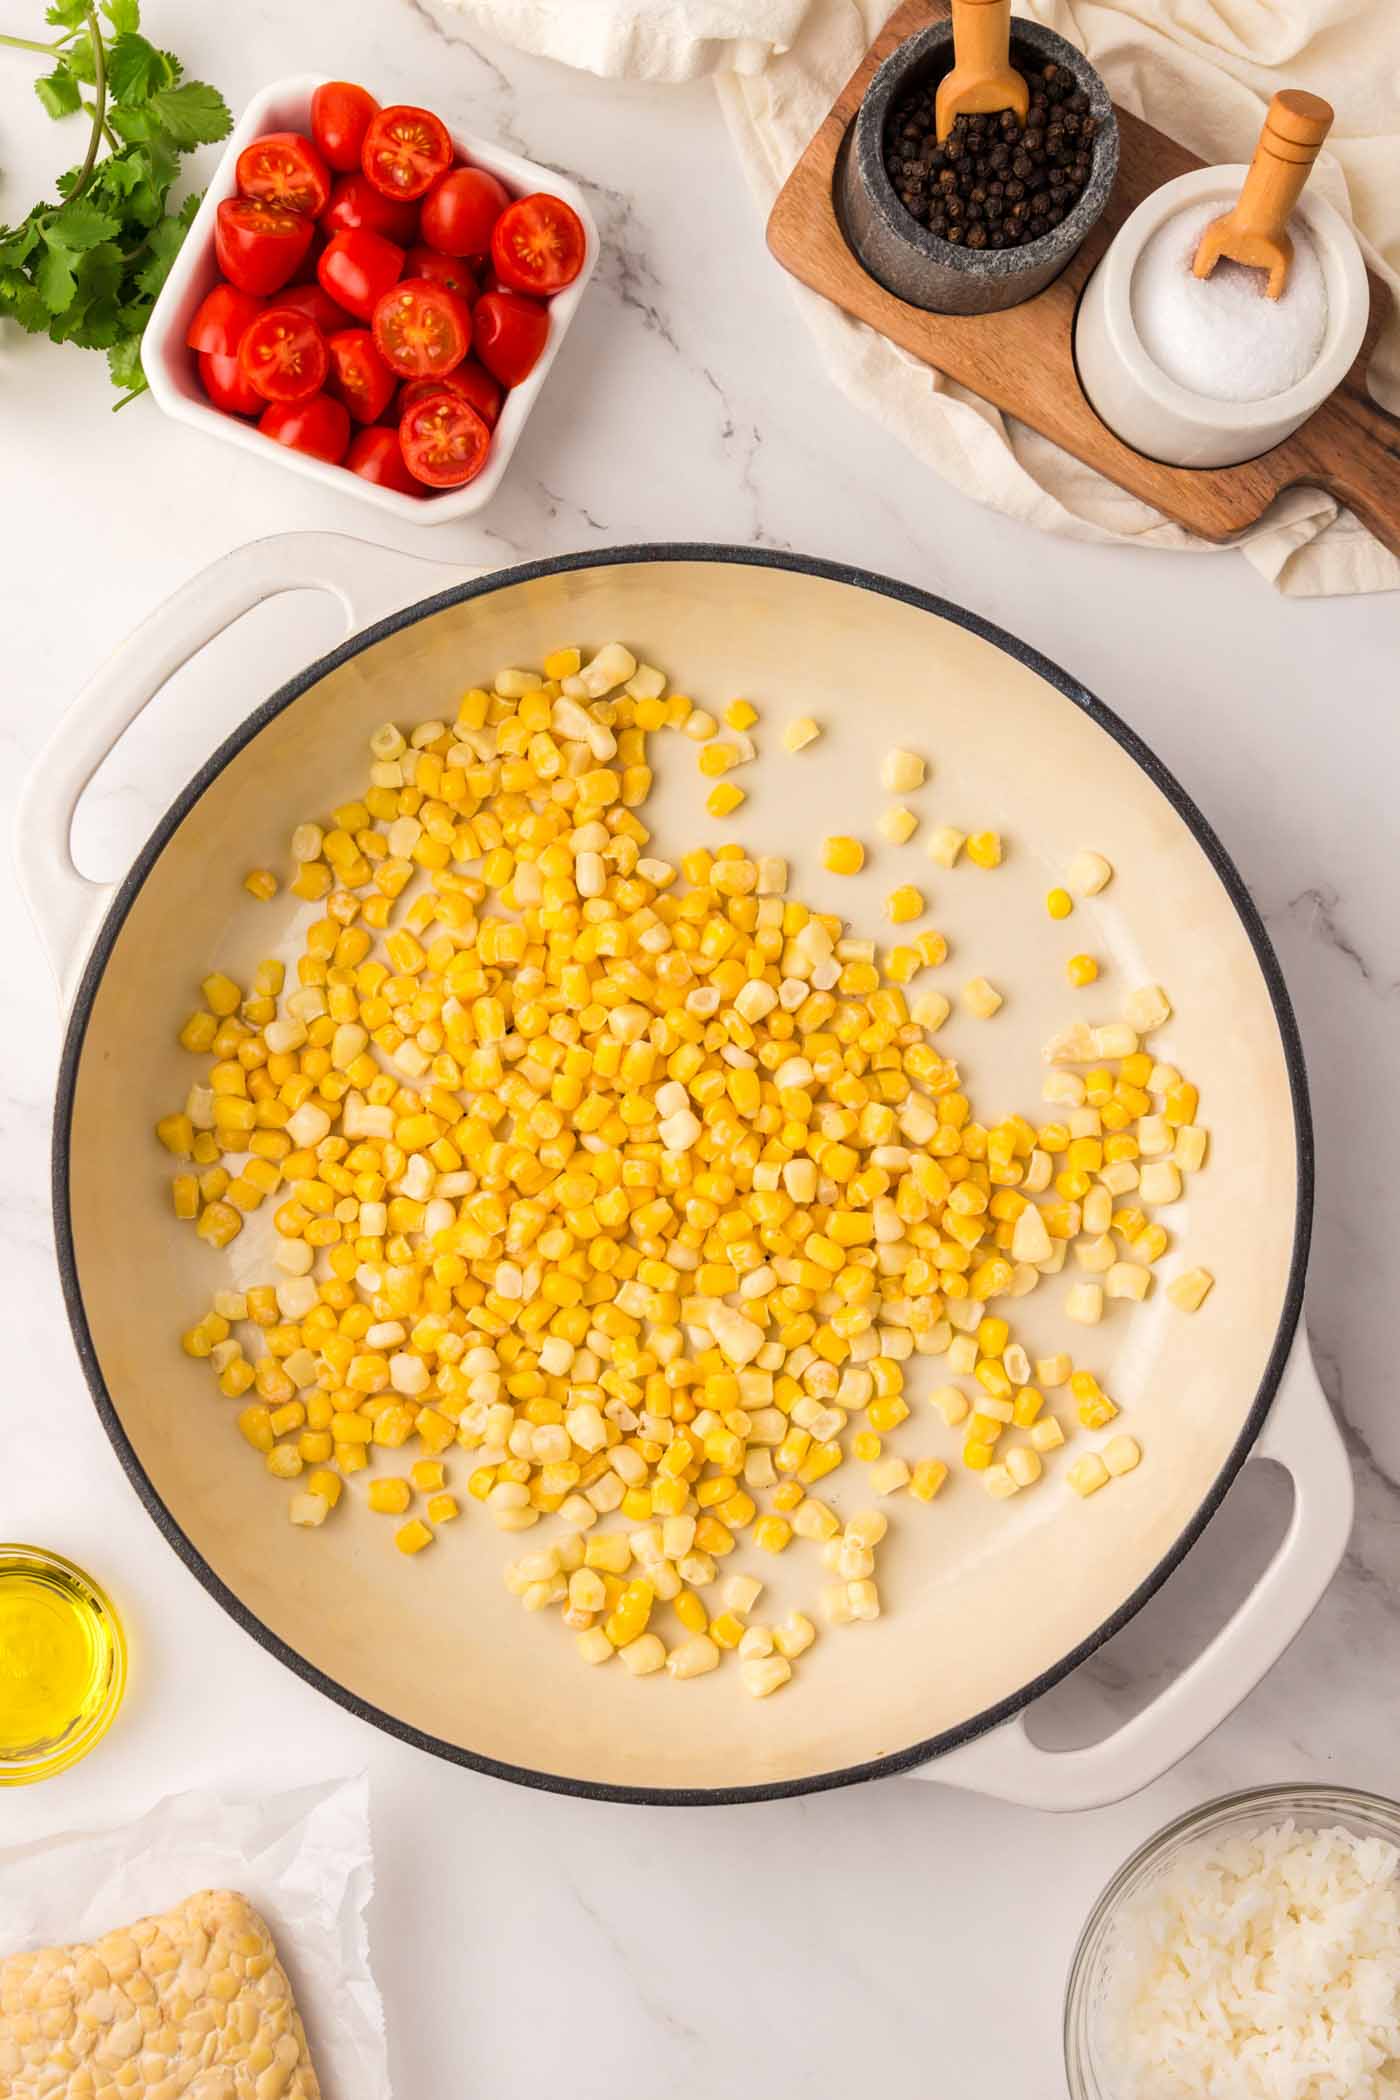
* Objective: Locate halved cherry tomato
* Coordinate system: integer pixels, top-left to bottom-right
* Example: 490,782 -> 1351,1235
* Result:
472,290 -> 548,387
491,193 -> 586,295
326,329 -> 398,423
362,105 -> 452,202
198,349 -> 262,416
186,282 -> 263,356
398,358 -> 502,428
236,131 -> 332,219
420,166 -> 509,258
259,391 -> 351,463
238,307 -> 328,403
311,81 -> 380,175
399,387 -> 491,486
372,277 -> 471,379
215,196 -> 314,296
346,425 -> 424,496
276,281 -> 354,334
405,245 -> 477,302
321,173 -> 419,246
317,228 -> 404,322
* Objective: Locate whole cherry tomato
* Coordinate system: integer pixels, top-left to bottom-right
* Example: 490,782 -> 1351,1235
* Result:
185,282 -> 263,356
491,193 -> 586,295
472,289 -> 548,387
405,245 -> 477,302
236,131 -> 332,218
321,173 -> 420,246
276,281 -> 355,334
372,277 -> 471,379
259,391 -> 351,463
346,425 -> 425,495
197,349 -> 263,416
317,228 -> 404,322
311,81 -> 380,174
399,386 -> 491,486
326,329 -> 398,423
215,196 -> 314,296
362,105 -> 453,202
420,166 -> 509,258
397,358 -> 501,428
238,307 -> 328,403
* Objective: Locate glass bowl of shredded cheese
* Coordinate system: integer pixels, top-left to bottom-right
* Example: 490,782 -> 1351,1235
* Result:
1065,1784 -> 1400,2100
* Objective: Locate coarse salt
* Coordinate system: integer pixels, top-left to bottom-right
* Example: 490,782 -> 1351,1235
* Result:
1131,200 -> 1328,404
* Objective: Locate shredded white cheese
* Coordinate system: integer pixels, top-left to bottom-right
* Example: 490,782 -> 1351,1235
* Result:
1102,1820 -> 1400,2098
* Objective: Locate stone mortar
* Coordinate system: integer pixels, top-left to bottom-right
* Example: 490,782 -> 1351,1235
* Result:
838,18 -> 1120,316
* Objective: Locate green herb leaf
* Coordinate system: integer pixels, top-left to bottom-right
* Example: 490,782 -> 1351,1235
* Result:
64,28 -> 96,84
45,0 -> 91,26
146,79 -> 231,149
0,266 -> 53,332
35,240 -> 77,313
106,331 -> 145,392
133,198 -> 196,296
0,223 -> 41,268
106,30 -> 171,103
51,195 -> 121,249
101,0 -> 141,32
34,65 -> 82,119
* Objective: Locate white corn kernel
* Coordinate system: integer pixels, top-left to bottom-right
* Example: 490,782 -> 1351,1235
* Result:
1167,1267 -> 1215,1312
869,1457 -> 911,1495
722,1574 -> 764,1614
782,716 -> 820,752
1006,1446 -> 1042,1488
982,1464 -> 1019,1500
1104,1435 -> 1142,1476
1106,1262 -> 1151,1301
882,748 -> 926,793
618,1633 -> 667,1677
880,805 -> 919,845
926,826 -> 965,868
1067,1454 -> 1110,1497
1065,1283 -> 1104,1326
1139,1162 -> 1182,1206
1066,850 -> 1112,896
1124,984 -> 1171,1031
961,977 -> 1003,1019
912,990 -> 951,1032
666,1635 -> 720,1679
738,1625 -> 774,1659
932,1385 -> 970,1427
741,1655 -> 792,1698
1029,1416 -> 1065,1453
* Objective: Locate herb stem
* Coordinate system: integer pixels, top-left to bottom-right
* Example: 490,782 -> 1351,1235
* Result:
67,6 -> 106,204
0,33 -> 61,54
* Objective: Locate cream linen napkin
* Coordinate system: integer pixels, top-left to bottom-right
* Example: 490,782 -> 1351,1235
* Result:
436,0 -> 1400,594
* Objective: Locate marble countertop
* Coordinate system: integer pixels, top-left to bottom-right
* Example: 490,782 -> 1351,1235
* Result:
3,4 -> 1398,2094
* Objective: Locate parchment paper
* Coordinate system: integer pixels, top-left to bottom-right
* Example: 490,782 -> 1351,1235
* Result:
0,1774 -> 389,2100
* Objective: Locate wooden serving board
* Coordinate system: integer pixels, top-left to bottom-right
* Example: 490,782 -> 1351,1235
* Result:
767,0 -> 1400,555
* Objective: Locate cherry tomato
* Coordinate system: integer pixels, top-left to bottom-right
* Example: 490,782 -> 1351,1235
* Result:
346,425 -> 425,495
215,196 -> 315,296
276,280 -> 354,334
236,131 -> 332,218
311,81 -> 380,174
472,290 -> 548,387
259,391 -> 351,463
197,349 -> 263,416
372,277 -> 471,379
321,173 -> 420,245
405,245 -> 477,301
317,228 -> 404,322
238,307 -> 328,402
420,166 -> 510,258
362,105 -> 453,202
399,387 -> 491,486
185,282 -> 263,356
326,328 -> 398,423
398,358 -> 501,428
491,193 -> 586,295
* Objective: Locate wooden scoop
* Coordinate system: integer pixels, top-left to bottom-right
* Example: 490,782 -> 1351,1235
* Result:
935,0 -> 1029,142
1192,90 -> 1334,299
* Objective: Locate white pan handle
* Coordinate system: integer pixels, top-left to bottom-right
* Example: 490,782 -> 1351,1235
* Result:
916,1330 -> 1351,1811
15,531 -> 480,1006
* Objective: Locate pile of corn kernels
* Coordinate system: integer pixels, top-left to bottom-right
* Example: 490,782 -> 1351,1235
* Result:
158,641 -> 1213,1696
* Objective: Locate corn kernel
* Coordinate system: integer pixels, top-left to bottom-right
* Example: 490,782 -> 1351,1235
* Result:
823,835 -> 864,876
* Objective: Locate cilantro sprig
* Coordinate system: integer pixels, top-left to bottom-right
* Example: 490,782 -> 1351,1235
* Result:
0,2 -> 231,402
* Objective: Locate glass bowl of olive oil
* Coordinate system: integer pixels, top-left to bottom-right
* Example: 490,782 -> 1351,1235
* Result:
0,1546 -> 127,1783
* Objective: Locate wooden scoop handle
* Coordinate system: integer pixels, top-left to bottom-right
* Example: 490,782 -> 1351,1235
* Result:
936,0 -> 1027,139
1229,90 -> 1333,249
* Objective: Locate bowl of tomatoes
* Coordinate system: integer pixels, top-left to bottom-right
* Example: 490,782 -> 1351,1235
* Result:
142,76 -> 597,517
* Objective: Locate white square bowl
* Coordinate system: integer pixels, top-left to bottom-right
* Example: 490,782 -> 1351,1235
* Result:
142,73 -> 598,523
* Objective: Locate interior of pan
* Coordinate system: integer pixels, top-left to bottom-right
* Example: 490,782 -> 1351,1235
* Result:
57,550 -> 1308,1799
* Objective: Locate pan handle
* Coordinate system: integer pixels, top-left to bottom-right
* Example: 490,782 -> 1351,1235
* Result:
913,1331 -> 1351,1811
15,531 -> 480,1007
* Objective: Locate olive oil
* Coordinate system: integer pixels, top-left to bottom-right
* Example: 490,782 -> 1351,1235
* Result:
0,1547 -> 126,1782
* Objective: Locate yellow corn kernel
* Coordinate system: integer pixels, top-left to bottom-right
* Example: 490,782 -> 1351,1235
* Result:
909,1458 -> 948,1502
706,782 -> 746,818
243,868 -> 279,902
1046,887 -> 1073,920
709,1611 -> 745,1649
368,1477 -> 412,1515
823,835 -> 864,876
965,831 -> 1002,869
753,1515 -> 792,1554
395,1518 -> 434,1554
1066,953 -> 1098,987
885,885 -> 923,925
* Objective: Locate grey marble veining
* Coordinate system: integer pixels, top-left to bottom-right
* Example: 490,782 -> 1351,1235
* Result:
1,5 -> 1398,2098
